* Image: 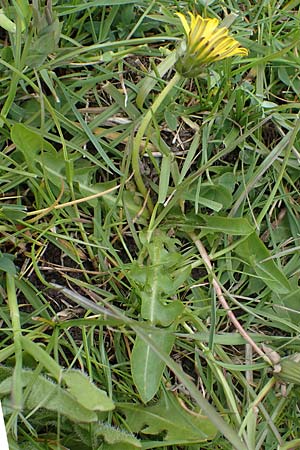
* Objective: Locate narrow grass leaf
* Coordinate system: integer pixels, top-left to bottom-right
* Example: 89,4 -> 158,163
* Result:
178,132 -> 200,184
14,279 -> 51,319
57,0 -> 136,16
103,82 -> 139,119
56,81 -> 121,174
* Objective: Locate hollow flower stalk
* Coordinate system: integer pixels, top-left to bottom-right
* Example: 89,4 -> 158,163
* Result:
132,12 -> 248,210
175,12 -> 248,77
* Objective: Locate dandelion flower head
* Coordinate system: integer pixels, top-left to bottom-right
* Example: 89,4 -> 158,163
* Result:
175,12 -> 248,77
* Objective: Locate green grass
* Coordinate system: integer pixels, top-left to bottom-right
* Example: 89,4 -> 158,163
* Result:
0,0 -> 300,449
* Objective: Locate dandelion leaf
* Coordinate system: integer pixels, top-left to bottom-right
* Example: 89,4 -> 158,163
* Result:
121,390 -> 217,445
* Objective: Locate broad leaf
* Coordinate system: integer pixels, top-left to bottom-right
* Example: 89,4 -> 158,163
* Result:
21,338 -> 115,412
0,371 -> 98,423
37,153 -> 66,188
26,4 -> 61,68
271,276 -> 300,324
0,204 -> 27,221
129,232 -> 188,326
129,232 -> 188,401
131,328 -> 175,403
62,370 -> 114,412
11,123 -> 56,171
0,254 -> 16,275
235,232 -> 290,294
201,215 -> 254,235
120,390 -> 217,445
11,123 -> 56,155
75,422 -> 141,449
140,291 -> 183,327
95,423 -> 141,448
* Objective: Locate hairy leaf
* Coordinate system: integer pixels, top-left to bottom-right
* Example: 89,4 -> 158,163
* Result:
0,371 -> 98,423
62,370 -> 114,412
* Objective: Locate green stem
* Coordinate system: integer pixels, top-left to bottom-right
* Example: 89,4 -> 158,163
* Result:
132,71 -> 182,211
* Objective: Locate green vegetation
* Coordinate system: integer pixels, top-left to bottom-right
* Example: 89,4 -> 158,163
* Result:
0,1 -> 300,449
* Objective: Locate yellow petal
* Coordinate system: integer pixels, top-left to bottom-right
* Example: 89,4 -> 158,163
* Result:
175,11 -> 248,76
189,12 -> 197,31
176,12 -> 190,36
202,18 -> 219,40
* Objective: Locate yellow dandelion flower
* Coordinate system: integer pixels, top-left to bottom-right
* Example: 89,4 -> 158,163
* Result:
175,12 -> 248,77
